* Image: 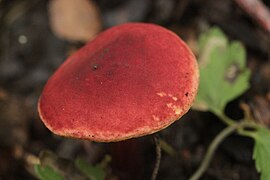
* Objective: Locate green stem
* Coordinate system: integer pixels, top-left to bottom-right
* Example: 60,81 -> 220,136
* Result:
237,128 -> 256,137
236,121 -> 262,138
189,119 -> 262,180
215,111 -> 236,126
189,123 -> 239,180
214,110 -> 263,130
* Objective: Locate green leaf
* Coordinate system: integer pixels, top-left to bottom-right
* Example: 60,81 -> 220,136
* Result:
34,150 -> 91,180
75,158 -> 106,180
193,27 -> 251,114
252,128 -> 270,180
34,164 -> 64,180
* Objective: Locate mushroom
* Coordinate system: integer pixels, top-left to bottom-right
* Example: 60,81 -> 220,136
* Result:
38,22 -> 199,178
38,23 -> 198,142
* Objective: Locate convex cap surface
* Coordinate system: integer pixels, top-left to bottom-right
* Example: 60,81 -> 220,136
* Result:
38,23 -> 199,142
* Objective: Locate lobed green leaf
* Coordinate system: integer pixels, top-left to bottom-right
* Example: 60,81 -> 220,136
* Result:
34,164 -> 64,180
252,128 -> 270,180
193,27 -> 251,114
75,158 -> 106,180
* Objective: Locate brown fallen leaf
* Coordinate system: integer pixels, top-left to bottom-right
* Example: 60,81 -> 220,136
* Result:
249,95 -> 270,126
48,0 -> 101,42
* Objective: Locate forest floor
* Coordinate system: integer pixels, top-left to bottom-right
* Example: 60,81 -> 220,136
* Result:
0,0 -> 270,179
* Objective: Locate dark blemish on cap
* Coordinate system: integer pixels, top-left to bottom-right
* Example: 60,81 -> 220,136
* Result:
92,64 -> 99,71
185,72 -> 189,78
185,92 -> 189,97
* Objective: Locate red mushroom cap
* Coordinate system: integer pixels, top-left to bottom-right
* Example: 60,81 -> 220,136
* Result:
38,23 -> 199,142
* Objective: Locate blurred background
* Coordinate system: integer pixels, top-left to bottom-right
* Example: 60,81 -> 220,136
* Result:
0,0 -> 270,179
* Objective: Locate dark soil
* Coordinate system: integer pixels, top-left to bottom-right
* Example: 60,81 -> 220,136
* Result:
0,0 -> 269,179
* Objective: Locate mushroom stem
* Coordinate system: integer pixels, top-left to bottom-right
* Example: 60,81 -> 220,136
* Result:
109,139 -> 143,179
151,135 -> 161,180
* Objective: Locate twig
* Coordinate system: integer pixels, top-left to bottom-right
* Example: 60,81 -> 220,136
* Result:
234,0 -> 270,32
151,135 -> 161,180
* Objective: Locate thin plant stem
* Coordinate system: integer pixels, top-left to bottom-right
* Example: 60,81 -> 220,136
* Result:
215,111 -> 236,126
189,115 -> 263,180
189,104 -> 264,180
237,121 -> 262,138
237,128 -> 256,137
151,135 -> 161,180
215,110 -> 262,130
189,123 -> 239,180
